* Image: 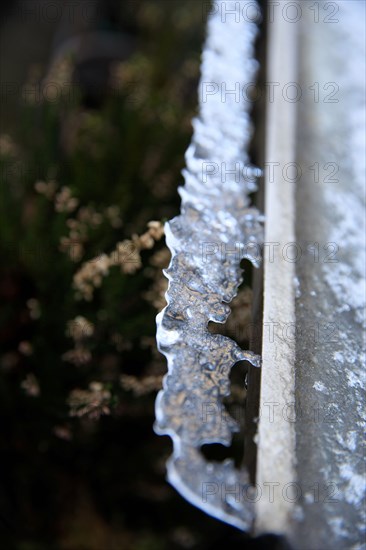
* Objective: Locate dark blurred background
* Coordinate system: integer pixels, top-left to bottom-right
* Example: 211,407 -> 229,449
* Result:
0,1 -> 281,548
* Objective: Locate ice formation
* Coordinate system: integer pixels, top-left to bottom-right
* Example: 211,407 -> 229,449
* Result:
154,1 -> 263,530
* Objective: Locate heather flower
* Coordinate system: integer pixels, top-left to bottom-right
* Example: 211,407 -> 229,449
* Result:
34,180 -> 58,199
26,298 -> 41,320
68,382 -> 111,419
73,221 -> 164,300
55,186 -> 79,213
67,316 -> 94,341
21,374 -> 40,397
18,341 -> 33,356
120,374 -> 163,396
62,347 -> 92,366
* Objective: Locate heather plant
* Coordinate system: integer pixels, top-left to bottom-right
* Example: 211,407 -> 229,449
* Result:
0,2 -> 254,547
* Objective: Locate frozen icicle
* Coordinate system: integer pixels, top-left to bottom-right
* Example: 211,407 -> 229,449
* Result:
154,1 -> 263,531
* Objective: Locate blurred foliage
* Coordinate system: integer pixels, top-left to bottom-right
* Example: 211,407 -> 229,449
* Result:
0,1 -> 258,549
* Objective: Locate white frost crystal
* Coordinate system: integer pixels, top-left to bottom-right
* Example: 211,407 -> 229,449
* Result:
154,1 -> 263,530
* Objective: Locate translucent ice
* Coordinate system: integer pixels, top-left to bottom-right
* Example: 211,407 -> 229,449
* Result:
154,0 -> 263,531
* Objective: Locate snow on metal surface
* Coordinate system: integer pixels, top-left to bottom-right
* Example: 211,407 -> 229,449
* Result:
154,1 -> 263,531
293,2 -> 366,547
